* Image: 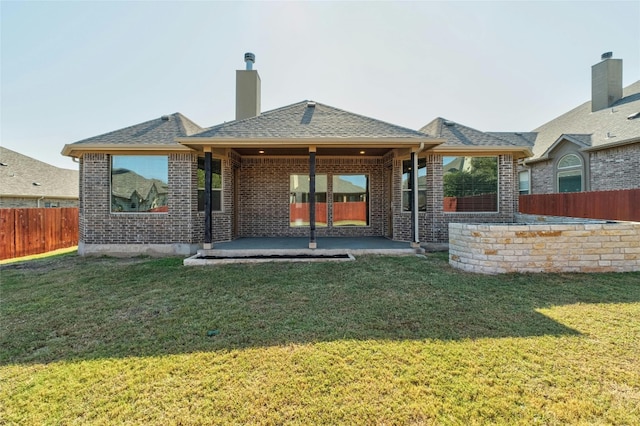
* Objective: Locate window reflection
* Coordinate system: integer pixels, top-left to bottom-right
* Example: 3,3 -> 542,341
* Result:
197,158 -> 222,211
333,175 -> 368,226
443,156 -> 498,212
290,174 -> 327,227
402,158 -> 427,212
111,156 -> 168,213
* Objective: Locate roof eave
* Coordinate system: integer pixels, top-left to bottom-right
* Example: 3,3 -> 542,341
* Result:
432,145 -> 533,159
61,144 -> 195,157
176,137 -> 445,150
581,136 -> 640,152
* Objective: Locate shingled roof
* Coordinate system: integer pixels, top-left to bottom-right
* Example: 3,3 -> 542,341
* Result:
528,80 -> 640,161
188,101 -> 430,140
0,147 -> 78,199
62,113 -> 203,156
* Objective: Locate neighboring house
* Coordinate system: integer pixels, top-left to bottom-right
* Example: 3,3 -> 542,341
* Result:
62,54 -> 531,256
520,53 -> 640,194
0,147 -> 79,208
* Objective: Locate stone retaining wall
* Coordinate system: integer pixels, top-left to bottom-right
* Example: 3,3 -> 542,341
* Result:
449,221 -> 640,274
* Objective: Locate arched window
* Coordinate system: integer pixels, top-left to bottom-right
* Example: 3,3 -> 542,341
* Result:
557,154 -> 583,193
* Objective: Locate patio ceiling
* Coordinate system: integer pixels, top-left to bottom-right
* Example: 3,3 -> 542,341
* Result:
233,147 -> 393,156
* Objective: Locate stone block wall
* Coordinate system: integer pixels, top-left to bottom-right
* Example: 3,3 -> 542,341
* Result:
449,221 -> 640,274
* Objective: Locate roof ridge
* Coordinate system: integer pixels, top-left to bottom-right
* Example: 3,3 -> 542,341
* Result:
309,101 -> 430,137
196,100 -> 430,138
173,112 -> 204,136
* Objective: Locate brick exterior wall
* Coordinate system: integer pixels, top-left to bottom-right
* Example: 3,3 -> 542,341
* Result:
527,160 -> 554,194
237,157 -> 385,237
589,143 -> 640,191
392,153 -> 518,244
78,149 -> 524,254
449,221 -> 640,274
525,142 -> 639,194
79,153 -> 200,250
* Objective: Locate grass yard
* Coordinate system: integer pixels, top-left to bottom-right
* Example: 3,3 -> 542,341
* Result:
1,252 -> 639,425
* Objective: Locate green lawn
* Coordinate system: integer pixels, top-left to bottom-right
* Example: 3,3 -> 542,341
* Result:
1,253 -> 639,425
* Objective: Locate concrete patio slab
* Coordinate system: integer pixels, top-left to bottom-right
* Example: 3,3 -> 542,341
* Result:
184,237 -> 426,266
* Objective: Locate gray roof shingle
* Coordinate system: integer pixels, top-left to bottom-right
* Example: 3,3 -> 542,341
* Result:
69,113 -> 204,146
529,80 -> 640,159
419,118 -> 530,147
189,101 -> 430,139
0,147 -> 78,199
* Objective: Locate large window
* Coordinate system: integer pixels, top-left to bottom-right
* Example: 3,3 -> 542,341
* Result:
557,154 -> 582,193
333,175 -> 369,226
443,156 -> 498,212
198,157 -> 222,211
519,170 -> 530,195
111,156 -> 168,213
402,158 -> 427,211
290,174 -> 327,227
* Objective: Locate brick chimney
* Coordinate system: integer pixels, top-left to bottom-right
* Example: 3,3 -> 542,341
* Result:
592,52 -> 623,112
236,52 -> 261,120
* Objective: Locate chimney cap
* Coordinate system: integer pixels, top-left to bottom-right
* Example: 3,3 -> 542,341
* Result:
244,52 -> 255,70
601,51 -> 613,60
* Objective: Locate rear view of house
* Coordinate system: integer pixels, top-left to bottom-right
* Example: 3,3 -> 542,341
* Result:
62,54 -> 531,256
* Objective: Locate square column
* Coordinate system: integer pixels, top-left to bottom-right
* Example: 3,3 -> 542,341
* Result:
204,151 -> 213,249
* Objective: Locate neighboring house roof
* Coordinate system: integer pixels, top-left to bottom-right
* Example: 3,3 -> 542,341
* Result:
291,176 -> 366,194
111,169 -> 168,200
0,147 -> 79,199
62,112 -> 203,157
419,118 -> 533,158
188,101 -> 431,140
527,80 -> 640,162
487,132 -> 537,147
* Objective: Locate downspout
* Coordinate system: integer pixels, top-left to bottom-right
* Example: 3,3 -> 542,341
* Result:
37,196 -> 45,208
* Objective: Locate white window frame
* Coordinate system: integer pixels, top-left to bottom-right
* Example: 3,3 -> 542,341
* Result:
556,153 -> 583,193
519,170 -> 530,195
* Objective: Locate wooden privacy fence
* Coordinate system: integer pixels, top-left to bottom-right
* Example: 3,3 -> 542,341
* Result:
289,202 -> 368,226
444,194 -> 497,212
0,208 -> 79,260
519,189 -> 640,222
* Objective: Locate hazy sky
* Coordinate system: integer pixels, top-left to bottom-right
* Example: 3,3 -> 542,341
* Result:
2,1 -> 639,169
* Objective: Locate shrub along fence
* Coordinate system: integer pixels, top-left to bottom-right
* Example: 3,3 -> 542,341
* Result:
0,208 -> 79,260
519,189 -> 640,222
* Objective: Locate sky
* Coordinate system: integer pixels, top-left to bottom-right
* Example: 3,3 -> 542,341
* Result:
1,1 -> 639,170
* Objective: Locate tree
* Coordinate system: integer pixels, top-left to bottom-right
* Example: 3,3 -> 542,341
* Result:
443,157 -> 497,197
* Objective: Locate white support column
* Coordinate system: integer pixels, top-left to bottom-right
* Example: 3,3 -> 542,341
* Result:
411,151 -> 420,247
